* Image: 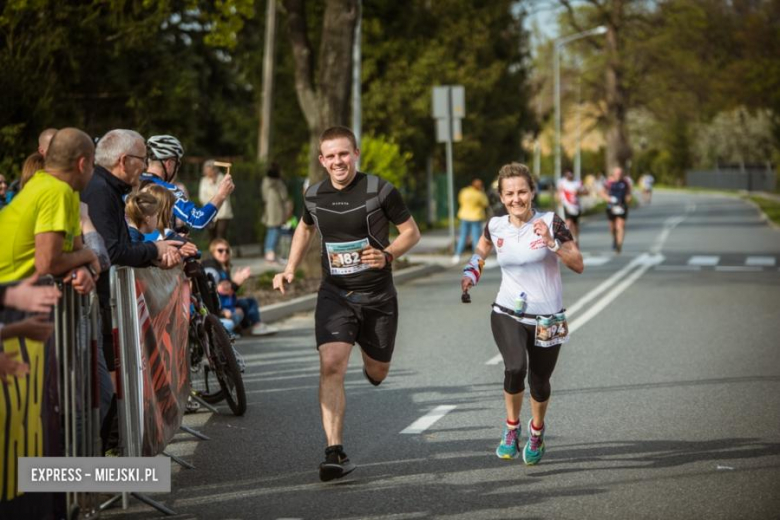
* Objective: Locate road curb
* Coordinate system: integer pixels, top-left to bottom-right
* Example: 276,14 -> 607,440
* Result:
743,196 -> 780,231
260,263 -> 445,323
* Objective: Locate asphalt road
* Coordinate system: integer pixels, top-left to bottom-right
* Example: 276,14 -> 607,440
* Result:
108,190 -> 780,520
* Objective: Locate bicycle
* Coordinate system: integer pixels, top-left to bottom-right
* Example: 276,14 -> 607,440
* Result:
184,256 -> 247,416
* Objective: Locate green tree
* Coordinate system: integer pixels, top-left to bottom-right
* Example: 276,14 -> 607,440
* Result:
360,0 -> 536,189
358,133 -> 412,188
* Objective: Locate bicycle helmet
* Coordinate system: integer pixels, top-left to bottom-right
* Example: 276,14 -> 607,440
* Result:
147,135 -> 184,161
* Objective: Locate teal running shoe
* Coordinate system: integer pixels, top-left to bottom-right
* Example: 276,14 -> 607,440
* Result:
523,419 -> 546,465
495,425 -> 520,459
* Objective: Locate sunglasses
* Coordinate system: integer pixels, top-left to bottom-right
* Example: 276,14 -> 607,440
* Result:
215,248 -> 230,254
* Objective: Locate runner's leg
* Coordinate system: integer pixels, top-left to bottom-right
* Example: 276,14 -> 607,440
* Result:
360,350 -> 390,384
527,343 -> 561,429
615,217 -> 626,251
319,341 -> 353,446
504,390 -> 523,422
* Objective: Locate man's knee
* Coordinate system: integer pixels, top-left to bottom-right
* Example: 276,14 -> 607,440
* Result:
365,362 -> 389,383
319,343 -> 351,378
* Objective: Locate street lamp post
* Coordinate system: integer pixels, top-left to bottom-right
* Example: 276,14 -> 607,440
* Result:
352,0 -> 362,168
554,25 -> 607,185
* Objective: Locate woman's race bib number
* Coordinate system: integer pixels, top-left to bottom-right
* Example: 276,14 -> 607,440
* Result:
535,312 -> 569,347
326,238 -> 370,275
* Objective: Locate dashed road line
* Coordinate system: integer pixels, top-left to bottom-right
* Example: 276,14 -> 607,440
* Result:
400,405 -> 457,434
688,255 -> 720,266
746,256 -> 776,267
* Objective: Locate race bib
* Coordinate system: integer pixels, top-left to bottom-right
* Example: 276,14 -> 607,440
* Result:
610,204 -> 625,215
535,312 -> 569,347
326,238 -> 370,275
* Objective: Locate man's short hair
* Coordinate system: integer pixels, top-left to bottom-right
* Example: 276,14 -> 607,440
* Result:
319,126 -> 357,153
44,128 -> 94,171
38,128 -> 58,155
203,159 -> 216,172
95,129 -> 145,169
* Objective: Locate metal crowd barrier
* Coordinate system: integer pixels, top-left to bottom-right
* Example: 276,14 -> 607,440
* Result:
53,280 -> 102,518
106,265 -> 192,516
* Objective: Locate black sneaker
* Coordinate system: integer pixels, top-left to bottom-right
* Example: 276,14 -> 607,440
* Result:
319,446 -> 356,482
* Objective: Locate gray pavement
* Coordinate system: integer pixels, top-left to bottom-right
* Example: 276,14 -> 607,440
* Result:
107,191 -> 780,519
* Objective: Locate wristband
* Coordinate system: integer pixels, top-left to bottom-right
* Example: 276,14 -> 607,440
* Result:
383,250 -> 394,265
463,254 -> 485,285
548,239 -> 561,253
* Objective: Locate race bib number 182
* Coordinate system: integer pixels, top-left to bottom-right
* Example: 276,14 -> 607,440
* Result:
326,238 -> 370,275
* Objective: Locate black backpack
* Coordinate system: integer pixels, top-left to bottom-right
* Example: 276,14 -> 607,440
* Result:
304,174 -> 393,249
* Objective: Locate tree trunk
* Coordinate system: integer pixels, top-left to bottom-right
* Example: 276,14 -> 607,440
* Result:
281,0 -> 359,276
604,1 -> 632,174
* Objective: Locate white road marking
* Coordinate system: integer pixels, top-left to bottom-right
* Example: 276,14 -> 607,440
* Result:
400,405 -> 457,434
745,256 -> 776,267
714,266 -> 763,272
568,254 -> 664,334
651,215 -> 687,254
688,255 -> 720,266
583,256 -> 611,267
566,254 -> 653,317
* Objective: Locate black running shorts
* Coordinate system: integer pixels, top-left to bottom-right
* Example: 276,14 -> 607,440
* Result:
563,208 -> 580,224
314,283 -> 399,363
606,206 -> 629,221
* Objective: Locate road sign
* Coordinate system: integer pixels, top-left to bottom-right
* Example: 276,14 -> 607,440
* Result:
432,85 -> 465,143
431,85 -> 465,251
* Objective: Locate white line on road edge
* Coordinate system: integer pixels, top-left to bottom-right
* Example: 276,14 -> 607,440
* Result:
566,254 -> 651,318
400,405 -> 457,434
568,254 -> 664,334
651,214 -> 687,254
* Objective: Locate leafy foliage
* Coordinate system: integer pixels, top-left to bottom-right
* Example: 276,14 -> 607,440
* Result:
359,134 -> 412,188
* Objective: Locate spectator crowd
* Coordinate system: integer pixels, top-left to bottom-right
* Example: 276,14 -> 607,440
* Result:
0,125 -> 267,512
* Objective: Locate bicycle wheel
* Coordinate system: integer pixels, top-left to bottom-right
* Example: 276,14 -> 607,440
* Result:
203,314 -> 247,416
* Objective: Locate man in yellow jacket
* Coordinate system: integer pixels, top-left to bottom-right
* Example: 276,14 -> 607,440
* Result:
453,178 -> 489,263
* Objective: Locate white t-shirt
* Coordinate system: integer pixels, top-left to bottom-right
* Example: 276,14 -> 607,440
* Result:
557,178 -> 582,215
485,211 -> 571,319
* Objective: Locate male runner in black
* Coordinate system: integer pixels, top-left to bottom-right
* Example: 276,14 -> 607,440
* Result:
273,126 -> 421,481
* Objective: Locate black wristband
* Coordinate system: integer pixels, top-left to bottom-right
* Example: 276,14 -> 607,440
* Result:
383,250 -> 394,265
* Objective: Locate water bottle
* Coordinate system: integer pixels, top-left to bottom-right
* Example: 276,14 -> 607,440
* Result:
514,292 -> 527,315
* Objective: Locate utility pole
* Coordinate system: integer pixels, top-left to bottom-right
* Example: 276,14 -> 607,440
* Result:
352,0 -> 362,168
258,0 -> 277,163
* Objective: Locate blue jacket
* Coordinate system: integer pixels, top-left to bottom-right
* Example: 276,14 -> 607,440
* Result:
140,173 -> 218,230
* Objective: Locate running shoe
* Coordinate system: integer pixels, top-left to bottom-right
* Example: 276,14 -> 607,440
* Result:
251,322 -> 278,336
495,425 -> 520,459
319,446 -> 356,482
523,419 -> 546,465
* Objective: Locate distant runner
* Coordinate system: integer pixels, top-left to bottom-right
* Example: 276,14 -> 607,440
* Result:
601,167 -> 632,254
